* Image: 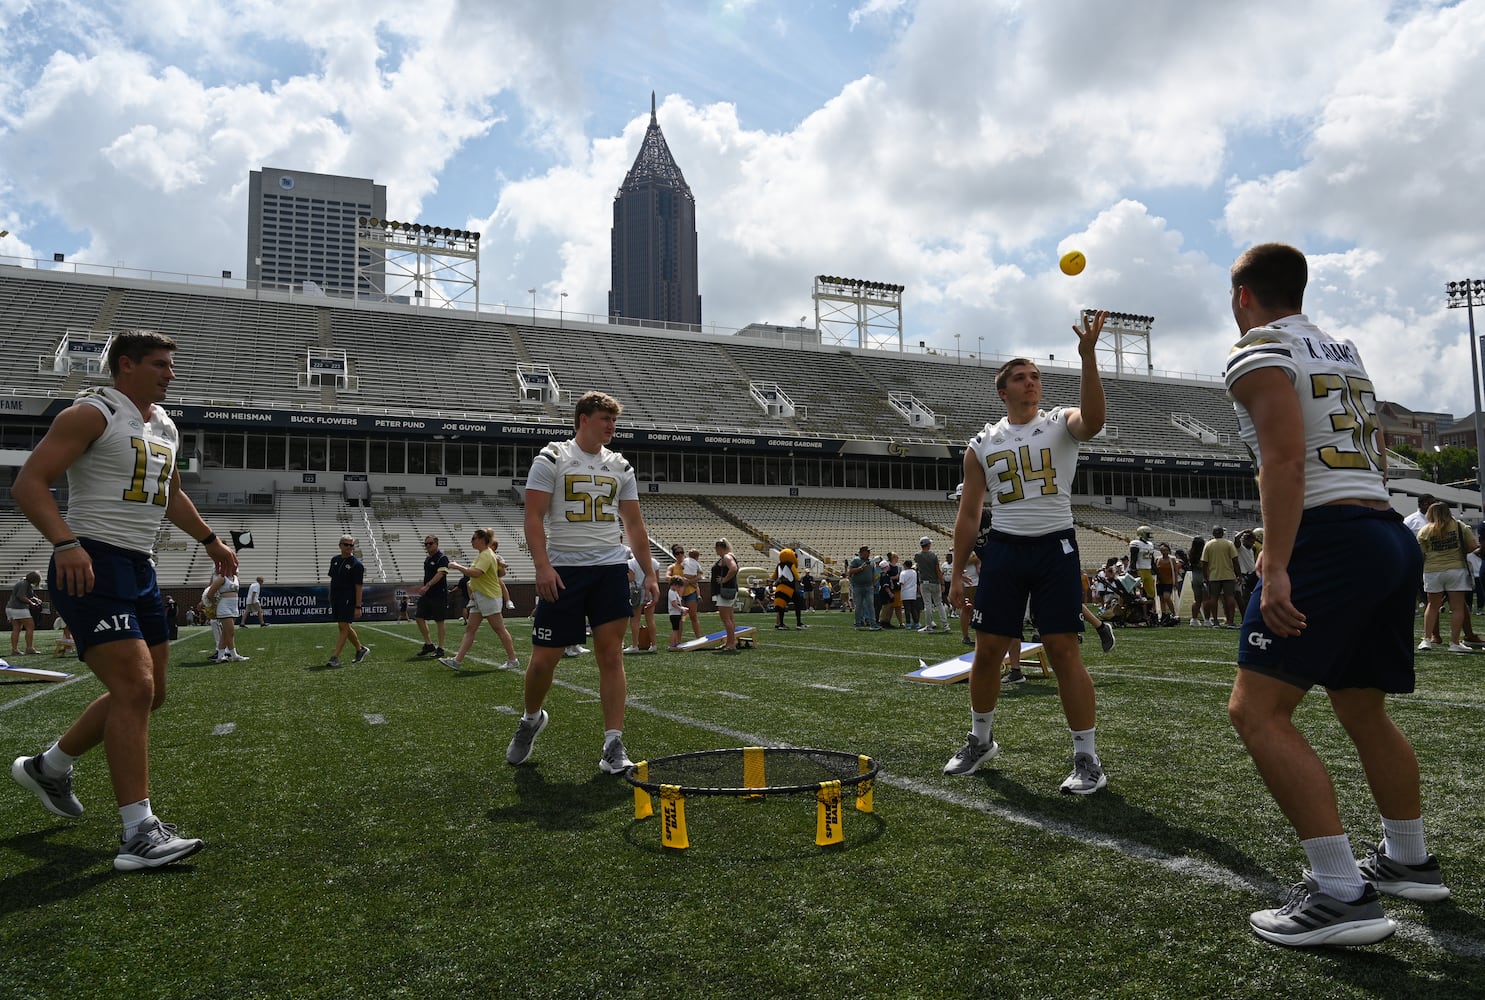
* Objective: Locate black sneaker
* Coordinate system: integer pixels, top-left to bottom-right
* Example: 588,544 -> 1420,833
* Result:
11,755 -> 83,818
417,643 -> 436,657
433,647 -> 446,658
1005,668 -> 1026,685
353,646 -> 371,663
1097,622 -> 1116,654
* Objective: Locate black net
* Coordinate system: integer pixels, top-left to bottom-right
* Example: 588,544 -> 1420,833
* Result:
625,747 -> 879,797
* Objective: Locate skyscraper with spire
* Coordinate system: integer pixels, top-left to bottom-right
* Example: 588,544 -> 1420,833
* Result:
609,93 -> 701,326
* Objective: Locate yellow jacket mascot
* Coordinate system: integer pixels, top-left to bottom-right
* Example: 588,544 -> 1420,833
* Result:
773,548 -> 804,630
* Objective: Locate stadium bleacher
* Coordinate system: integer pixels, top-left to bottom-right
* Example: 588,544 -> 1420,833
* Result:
0,264 -> 1283,592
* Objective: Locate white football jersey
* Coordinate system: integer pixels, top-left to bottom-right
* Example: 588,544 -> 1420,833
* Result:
1225,314 -> 1389,507
525,438 -> 638,566
66,386 -> 179,556
1129,538 -> 1156,571
966,407 -> 1080,536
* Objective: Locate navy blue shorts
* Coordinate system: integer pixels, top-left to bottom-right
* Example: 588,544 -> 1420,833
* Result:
531,563 -> 631,647
1238,506 -> 1418,692
49,538 -> 168,661
973,528 -> 1086,637
331,597 -> 358,624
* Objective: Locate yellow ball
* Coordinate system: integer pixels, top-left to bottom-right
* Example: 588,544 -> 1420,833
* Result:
1059,250 -> 1086,276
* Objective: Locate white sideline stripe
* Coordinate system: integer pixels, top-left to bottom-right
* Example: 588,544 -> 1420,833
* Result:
492,705 -> 518,715
212,723 -> 236,736
332,627 -> 1485,957
364,714 -> 386,725
1,629 -> 214,713
716,691 -> 751,700
808,683 -> 852,692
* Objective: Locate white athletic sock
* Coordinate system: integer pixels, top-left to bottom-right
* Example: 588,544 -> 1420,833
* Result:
1302,833 -> 1366,901
604,728 -> 623,745
521,710 -> 542,723
120,798 -> 153,840
1071,727 -> 1098,762
971,711 -> 995,742
1379,816 -> 1428,865
41,742 -> 78,776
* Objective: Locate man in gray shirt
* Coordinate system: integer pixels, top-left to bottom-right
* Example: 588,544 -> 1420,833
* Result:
914,537 -> 948,633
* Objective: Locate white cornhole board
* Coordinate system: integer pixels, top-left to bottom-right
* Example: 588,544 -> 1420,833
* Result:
676,626 -> 758,651
904,642 -> 1045,684
0,660 -> 73,683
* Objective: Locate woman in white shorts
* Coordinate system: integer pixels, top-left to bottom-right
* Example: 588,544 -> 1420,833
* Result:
441,528 -> 520,671
8,571 -> 43,655
1417,502 -> 1478,653
711,538 -> 741,654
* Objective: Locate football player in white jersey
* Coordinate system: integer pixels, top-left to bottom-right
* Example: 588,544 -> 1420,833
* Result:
1223,243 -> 1447,946
507,391 -> 659,773
944,310 -> 1110,795
205,570 -> 248,662
10,330 -> 236,871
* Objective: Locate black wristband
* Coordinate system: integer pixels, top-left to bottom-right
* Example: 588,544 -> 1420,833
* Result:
53,539 -> 82,552
200,532 -> 218,546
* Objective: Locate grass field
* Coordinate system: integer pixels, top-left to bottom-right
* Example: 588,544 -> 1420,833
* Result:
2,612 -> 1482,999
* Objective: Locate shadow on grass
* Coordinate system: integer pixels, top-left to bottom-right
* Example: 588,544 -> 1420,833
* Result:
972,769 -> 1276,891
485,768 -> 633,832
0,828 -> 118,913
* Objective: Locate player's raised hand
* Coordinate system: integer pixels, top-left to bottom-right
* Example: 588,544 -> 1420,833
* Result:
1074,309 -> 1107,357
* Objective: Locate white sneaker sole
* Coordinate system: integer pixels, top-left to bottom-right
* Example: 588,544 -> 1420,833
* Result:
1250,915 -> 1395,947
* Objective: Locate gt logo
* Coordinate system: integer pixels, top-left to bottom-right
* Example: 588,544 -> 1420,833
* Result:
1246,632 -> 1273,651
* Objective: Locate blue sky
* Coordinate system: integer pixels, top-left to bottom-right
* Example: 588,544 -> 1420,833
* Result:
4,0 -> 1485,416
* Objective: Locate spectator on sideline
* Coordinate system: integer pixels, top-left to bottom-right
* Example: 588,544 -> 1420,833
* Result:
507,391 -> 658,774
240,575 -> 266,628
915,537 -> 948,633
1187,533 -> 1209,624
204,568 -> 248,662
1154,544 -> 1179,624
1224,241 -> 1447,946
415,535 -> 451,658
957,550 -> 980,645
1236,530 -> 1260,606
943,310 -> 1111,796
849,545 -> 877,630
666,576 -> 686,650
900,559 -> 920,629
1416,503 -> 1478,654
668,544 -> 704,640
10,329 -> 234,870
624,548 -> 662,655
1402,493 -> 1434,535
1201,526 -> 1241,627
326,535 -> 370,668
711,538 -> 741,653
8,571 -> 43,656
440,528 -> 520,671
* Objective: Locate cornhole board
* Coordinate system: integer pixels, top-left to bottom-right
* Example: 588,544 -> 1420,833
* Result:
904,642 -> 1046,684
676,626 -> 758,652
0,661 -> 73,683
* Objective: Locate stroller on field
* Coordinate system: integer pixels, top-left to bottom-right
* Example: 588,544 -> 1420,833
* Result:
1099,572 -> 1158,628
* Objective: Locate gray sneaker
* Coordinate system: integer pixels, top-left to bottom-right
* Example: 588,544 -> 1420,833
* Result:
1249,881 -> 1394,947
943,733 -> 999,776
1097,622 -> 1116,654
1060,753 -> 1107,795
114,816 -> 204,871
324,656 -> 341,669
598,736 -> 634,774
11,755 -> 83,818
1357,843 -> 1451,901
438,656 -> 462,672
506,710 -> 549,766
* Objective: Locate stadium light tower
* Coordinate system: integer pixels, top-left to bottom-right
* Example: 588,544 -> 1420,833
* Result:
355,218 -> 480,309
1446,279 -> 1485,513
813,275 -> 905,350
1083,309 -> 1155,376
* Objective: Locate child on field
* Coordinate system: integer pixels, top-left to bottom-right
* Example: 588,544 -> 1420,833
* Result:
667,576 -> 686,650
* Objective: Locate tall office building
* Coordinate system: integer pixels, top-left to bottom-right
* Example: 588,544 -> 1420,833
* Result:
609,94 -> 701,326
247,167 -> 386,296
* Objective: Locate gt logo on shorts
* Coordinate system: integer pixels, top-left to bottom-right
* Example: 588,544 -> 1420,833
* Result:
93,614 -> 135,633
1247,631 -> 1273,651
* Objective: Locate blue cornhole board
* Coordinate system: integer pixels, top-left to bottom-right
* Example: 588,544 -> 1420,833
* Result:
676,626 -> 758,651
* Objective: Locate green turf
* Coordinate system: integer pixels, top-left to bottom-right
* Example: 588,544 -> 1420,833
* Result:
2,615 -> 1482,999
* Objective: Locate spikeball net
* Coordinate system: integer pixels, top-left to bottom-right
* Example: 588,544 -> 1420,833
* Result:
624,747 -> 880,850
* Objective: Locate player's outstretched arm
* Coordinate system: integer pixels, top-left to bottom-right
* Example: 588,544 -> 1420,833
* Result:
1067,309 -> 1107,441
